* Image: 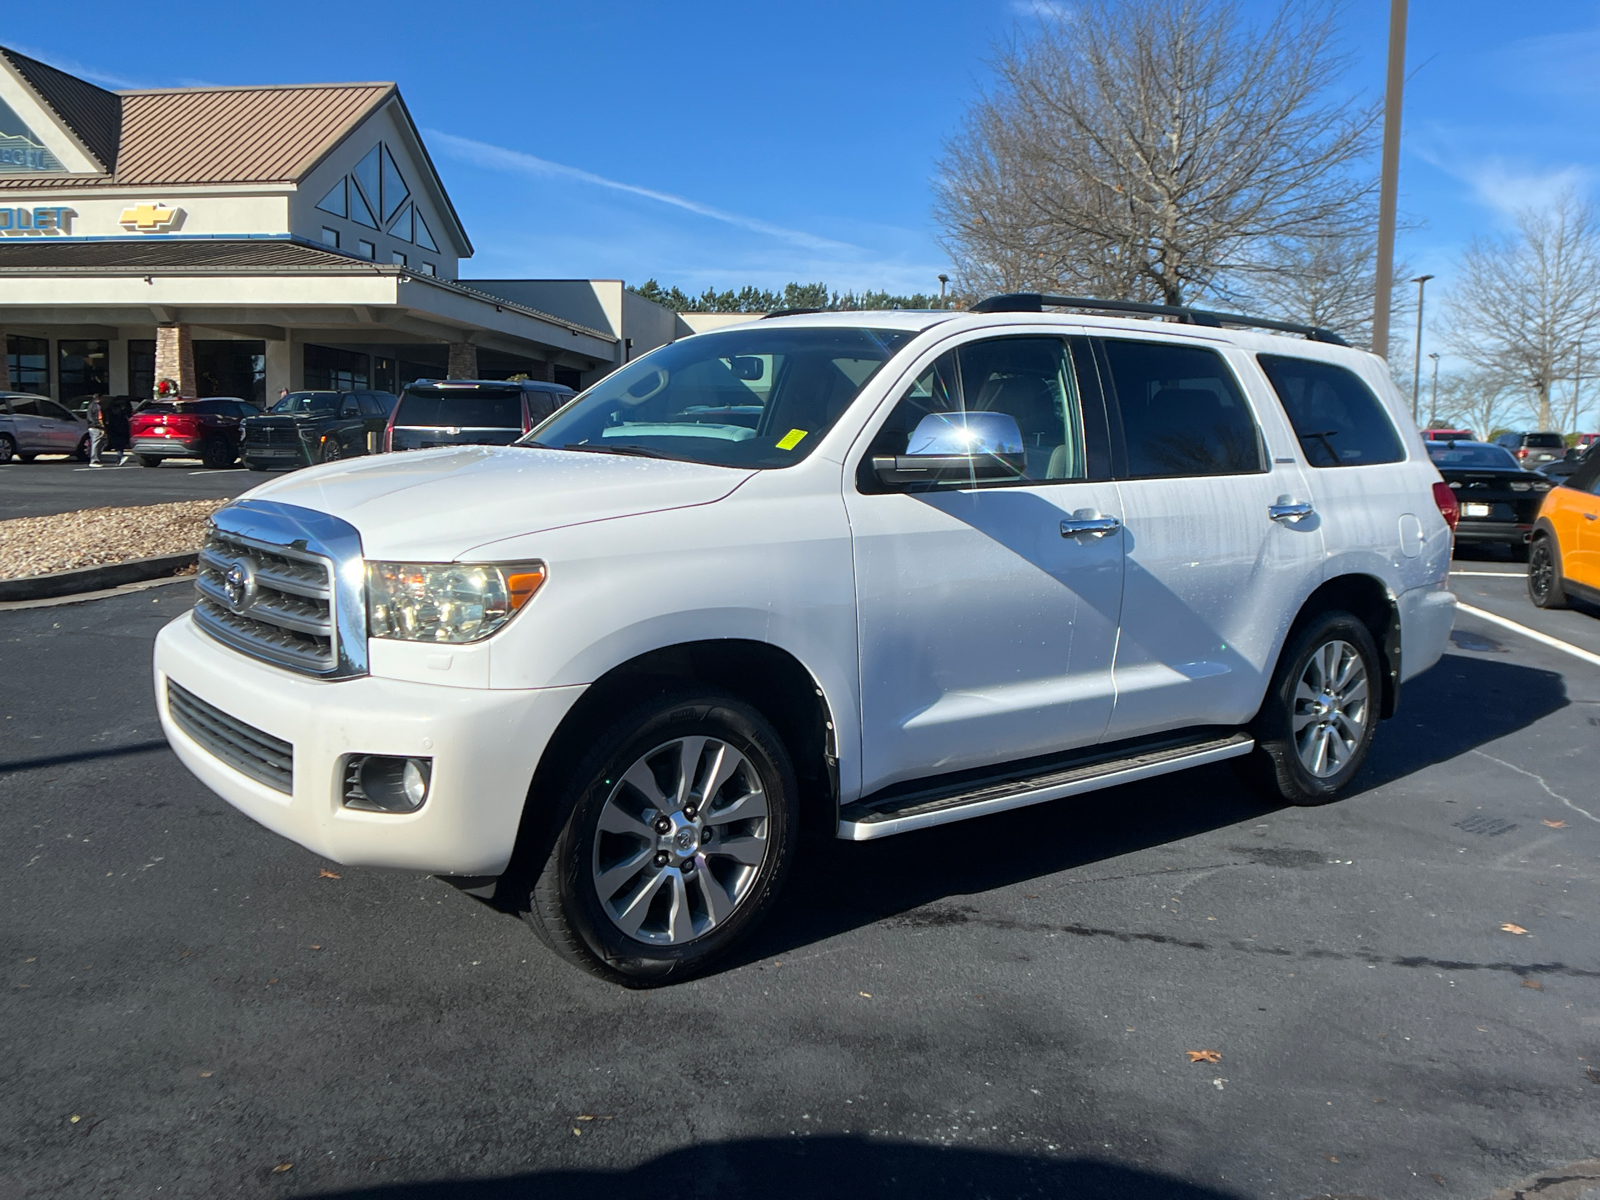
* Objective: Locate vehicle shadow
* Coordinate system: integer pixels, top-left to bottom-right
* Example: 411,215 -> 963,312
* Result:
302,1136 -> 1243,1200
728,651 -> 1567,969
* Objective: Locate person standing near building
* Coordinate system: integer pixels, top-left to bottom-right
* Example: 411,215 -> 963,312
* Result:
85,394 -> 107,466
104,395 -> 133,466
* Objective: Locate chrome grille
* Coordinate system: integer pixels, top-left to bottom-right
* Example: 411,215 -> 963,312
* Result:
195,527 -> 337,674
193,500 -> 368,678
167,681 -> 293,793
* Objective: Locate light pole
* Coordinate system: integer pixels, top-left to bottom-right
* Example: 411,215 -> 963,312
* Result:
1372,0 -> 1409,357
1427,352 -> 1440,426
1410,274 -> 1433,422
938,274 -> 950,308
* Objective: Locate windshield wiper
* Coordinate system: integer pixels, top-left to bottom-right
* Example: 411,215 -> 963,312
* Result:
556,442 -> 674,460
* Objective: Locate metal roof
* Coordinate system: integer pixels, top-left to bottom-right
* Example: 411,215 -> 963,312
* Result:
0,47 -> 121,171
0,78 -> 392,188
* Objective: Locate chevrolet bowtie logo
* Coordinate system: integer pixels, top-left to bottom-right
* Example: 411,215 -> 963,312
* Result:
119,203 -> 180,232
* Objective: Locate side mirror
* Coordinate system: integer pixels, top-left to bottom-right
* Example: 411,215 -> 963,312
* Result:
729,356 -> 764,381
873,410 -> 1026,486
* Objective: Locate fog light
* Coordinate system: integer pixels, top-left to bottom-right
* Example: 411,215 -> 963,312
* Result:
343,755 -> 431,813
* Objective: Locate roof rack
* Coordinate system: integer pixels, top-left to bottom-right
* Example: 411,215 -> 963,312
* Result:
968,293 -> 1349,346
760,307 -> 827,319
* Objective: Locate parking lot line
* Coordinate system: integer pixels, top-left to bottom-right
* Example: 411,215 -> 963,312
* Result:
1455,601 -> 1600,668
1450,570 -> 1524,577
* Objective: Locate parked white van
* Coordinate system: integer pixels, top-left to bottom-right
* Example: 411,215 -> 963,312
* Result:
153,296 -> 1457,984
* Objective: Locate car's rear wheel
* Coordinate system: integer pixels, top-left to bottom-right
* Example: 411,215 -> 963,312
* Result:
201,437 -> 235,470
0,435 -> 15,464
1528,535 -> 1569,609
74,435 -> 90,462
524,691 -> 797,986
138,454 -> 163,468
245,459 -> 270,472
1239,610 -> 1380,806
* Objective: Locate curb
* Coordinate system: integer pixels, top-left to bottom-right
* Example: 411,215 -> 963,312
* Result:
0,552 -> 197,602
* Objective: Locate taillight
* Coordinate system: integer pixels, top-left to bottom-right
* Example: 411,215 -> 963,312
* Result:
1432,481 -> 1460,531
1518,447 -> 1529,458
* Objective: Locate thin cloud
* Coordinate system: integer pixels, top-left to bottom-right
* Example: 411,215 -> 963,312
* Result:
3,43 -> 142,89
426,130 -> 857,254
1414,139 -> 1590,218
1009,0 -> 1073,19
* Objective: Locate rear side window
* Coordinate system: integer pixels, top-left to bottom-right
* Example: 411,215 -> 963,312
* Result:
357,393 -> 386,417
1257,355 -> 1405,468
394,389 -> 523,429
1102,340 -> 1262,478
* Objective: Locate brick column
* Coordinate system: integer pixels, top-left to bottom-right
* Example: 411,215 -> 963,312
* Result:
154,323 -> 196,398
447,341 -> 478,380
0,328 -> 10,391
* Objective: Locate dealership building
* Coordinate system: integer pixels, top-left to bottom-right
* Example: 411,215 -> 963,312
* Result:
0,46 -> 723,406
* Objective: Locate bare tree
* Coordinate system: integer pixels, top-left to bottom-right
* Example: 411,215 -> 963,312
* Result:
934,0 -> 1377,307
1446,192 -> 1600,431
1241,218 -> 1413,350
1433,368 -> 1518,442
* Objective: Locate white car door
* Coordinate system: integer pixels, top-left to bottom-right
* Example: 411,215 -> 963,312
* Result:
845,333 -> 1125,796
1095,336 -> 1324,741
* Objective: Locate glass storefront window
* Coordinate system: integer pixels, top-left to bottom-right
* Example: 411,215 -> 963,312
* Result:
128,339 -> 155,400
304,344 -> 370,392
7,334 -> 48,394
195,340 -> 267,404
58,339 -> 109,402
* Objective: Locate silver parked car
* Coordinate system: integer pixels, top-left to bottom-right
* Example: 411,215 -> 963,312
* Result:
0,392 -> 89,463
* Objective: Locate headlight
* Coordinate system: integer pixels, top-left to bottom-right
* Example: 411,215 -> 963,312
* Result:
366,561 -> 546,643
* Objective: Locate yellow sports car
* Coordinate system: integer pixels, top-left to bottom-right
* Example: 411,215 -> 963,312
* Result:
1528,449 -> 1600,608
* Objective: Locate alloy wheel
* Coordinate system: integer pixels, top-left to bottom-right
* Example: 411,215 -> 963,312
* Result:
1292,639 -> 1369,779
590,736 -> 770,946
1529,542 -> 1555,602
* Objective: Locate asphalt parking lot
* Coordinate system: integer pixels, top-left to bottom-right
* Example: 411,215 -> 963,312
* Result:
2,563 -> 1598,1200
0,457 -> 251,519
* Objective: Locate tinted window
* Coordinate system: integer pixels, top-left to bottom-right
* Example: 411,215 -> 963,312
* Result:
339,395 -> 361,418
192,400 -> 240,416
1427,443 -> 1519,469
395,389 -> 523,429
1525,432 -> 1566,448
1495,433 -> 1519,446
357,392 -> 386,417
1103,340 -> 1262,478
863,337 -> 1087,487
1257,355 -> 1404,468
39,400 -> 75,421
9,398 -> 38,416
271,391 -> 339,414
529,327 -> 914,469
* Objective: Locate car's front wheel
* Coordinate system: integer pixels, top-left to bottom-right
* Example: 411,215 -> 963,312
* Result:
320,438 -> 342,464
1240,610 -> 1380,806
201,437 -> 236,470
524,691 -> 797,986
0,435 -> 14,464
1528,535 -> 1569,609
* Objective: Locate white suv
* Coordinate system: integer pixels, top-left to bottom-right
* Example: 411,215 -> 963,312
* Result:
153,297 -> 1457,984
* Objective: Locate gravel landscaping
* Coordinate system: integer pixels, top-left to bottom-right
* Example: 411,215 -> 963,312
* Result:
0,498 -> 230,580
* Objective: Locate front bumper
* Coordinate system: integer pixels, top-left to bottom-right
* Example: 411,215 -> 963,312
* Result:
154,611 -> 584,875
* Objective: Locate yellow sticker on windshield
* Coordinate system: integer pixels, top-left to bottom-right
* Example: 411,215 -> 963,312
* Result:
776,428 -> 808,451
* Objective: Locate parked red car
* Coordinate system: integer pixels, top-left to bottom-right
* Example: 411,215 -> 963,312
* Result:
1422,427 -> 1475,443
130,397 -> 259,468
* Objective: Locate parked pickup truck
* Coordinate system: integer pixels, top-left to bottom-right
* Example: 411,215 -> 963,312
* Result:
154,299 -> 1457,985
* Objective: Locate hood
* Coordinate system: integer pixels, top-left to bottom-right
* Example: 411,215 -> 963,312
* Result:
240,445 -> 754,560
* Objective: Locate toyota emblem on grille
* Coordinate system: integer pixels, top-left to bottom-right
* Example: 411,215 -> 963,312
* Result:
222,559 -> 257,615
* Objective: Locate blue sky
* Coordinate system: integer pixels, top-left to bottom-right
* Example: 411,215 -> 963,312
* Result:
9,0 -> 1600,312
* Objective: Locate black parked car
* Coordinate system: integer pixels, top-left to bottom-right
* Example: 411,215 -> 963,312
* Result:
242,389 -> 397,471
1536,444 -> 1595,485
384,379 -> 575,452
1428,440 -> 1552,559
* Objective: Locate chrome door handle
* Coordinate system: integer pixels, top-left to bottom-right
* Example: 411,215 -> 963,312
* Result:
1269,499 -> 1315,523
1060,514 -> 1122,538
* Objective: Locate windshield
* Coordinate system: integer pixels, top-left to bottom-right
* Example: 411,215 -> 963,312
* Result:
270,391 -> 340,415
525,327 -> 915,468
395,388 -> 523,429
1428,443 -> 1519,469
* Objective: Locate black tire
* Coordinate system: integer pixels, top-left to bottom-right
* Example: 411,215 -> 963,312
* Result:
1528,535 -> 1569,609
201,438 -> 235,470
138,454 -> 163,468
74,435 -> 90,462
523,690 -> 797,987
0,435 -> 14,464
320,438 -> 343,464
245,459 -> 271,472
1238,610 -> 1381,806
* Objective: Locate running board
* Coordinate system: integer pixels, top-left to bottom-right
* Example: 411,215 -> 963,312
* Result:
837,731 -> 1254,841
